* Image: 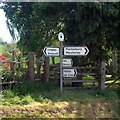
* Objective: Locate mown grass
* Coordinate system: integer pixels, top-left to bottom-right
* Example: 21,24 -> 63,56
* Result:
1,81 -> 119,118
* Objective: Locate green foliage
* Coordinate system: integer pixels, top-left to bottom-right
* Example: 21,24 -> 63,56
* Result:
14,81 -> 58,96
0,45 -> 7,54
21,95 -> 35,105
3,89 -> 15,98
2,51 -> 12,59
2,81 -> 58,105
2,3 -> 119,62
95,89 -> 118,100
2,80 -> 118,106
3,90 -> 35,105
1,64 -> 11,82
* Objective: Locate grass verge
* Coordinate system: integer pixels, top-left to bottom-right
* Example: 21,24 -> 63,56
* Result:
0,81 -> 119,119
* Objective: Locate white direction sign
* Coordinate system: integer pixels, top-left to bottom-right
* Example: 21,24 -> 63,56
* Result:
62,59 -> 73,67
64,46 -> 89,56
63,69 -> 77,78
43,47 -> 59,57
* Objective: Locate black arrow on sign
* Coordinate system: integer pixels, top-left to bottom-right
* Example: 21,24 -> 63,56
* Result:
43,48 -> 47,55
74,69 -> 77,77
85,47 -> 87,55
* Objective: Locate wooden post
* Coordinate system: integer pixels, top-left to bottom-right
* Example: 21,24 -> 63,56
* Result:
98,60 -> 101,89
43,57 -> 49,82
17,55 -> 21,71
60,41 -> 63,93
100,61 -> 106,90
28,52 -> 34,80
12,50 -> 16,81
37,48 -> 41,80
118,50 -> 120,78
52,57 -> 55,64
112,48 -> 118,76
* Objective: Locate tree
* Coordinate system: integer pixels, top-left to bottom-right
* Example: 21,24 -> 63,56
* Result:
2,2 -> 120,60
0,37 -> 4,44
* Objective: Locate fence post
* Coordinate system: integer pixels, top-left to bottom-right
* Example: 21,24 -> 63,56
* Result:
100,61 -> 106,90
12,50 -> 16,81
28,52 -> 34,81
37,48 -> 41,80
43,57 -> 49,82
112,48 -> 118,76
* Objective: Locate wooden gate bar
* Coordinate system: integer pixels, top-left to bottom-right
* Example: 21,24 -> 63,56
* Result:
63,80 -> 97,83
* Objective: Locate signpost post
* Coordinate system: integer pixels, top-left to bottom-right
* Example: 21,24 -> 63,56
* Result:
58,32 -> 64,93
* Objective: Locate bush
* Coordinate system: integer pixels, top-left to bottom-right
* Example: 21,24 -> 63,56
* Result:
2,52 -> 12,59
95,89 -> 118,100
3,89 -> 35,105
15,81 -> 58,95
1,64 -> 12,82
3,89 -> 15,98
21,95 -> 35,105
2,81 -> 59,105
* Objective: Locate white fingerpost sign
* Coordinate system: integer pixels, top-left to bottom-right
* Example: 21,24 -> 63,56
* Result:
64,46 -> 89,56
58,32 -> 64,42
58,32 -> 64,93
63,69 -> 77,78
62,59 -> 73,67
43,47 -> 59,57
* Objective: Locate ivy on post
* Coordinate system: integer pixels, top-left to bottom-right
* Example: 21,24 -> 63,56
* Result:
28,52 -> 34,81
43,56 -> 50,82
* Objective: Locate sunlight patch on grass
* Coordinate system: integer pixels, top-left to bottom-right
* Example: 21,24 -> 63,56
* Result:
1,100 -> 119,118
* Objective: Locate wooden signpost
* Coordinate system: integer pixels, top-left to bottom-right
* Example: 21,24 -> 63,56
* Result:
43,32 -> 89,93
58,32 -> 64,93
